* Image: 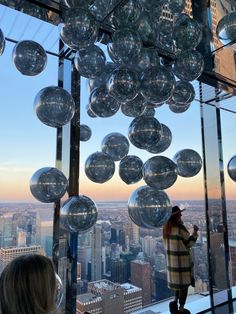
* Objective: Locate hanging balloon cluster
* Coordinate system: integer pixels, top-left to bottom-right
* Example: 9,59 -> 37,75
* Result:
1,0 -> 234,231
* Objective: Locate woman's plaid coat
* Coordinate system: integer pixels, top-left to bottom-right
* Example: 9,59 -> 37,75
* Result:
164,223 -> 198,290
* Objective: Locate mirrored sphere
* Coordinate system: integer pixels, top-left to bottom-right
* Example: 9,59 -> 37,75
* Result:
112,0 -> 142,28
141,106 -> 155,117
85,152 -> 115,183
60,8 -> 98,50
227,155 -> 236,181
89,85 -> 120,117
107,28 -> 142,65
169,102 -> 191,113
74,45 -> 106,79
80,124 -> 92,141
129,47 -> 160,72
147,124 -> 172,154
22,3 -> 47,20
168,0 -> 185,14
173,149 -> 202,177
158,19 -> 174,52
173,14 -> 202,50
143,156 -> 178,189
89,0 -> 118,21
30,167 -> 68,203
139,0 -> 169,12
107,67 -> 140,103
141,66 -> 175,104
173,50 -> 204,81
119,155 -> 143,184
172,80 -> 195,104
0,28 -> 5,55
121,93 -> 146,117
87,62 -> 117,92
86,103 -> 97,118
34,86 -> 75,128
128,185 -> 172,229
60,195 -> 98,232
128,116 -> 162,149
101,132 -> 129,161
62,0 -> 94,8
13,40 -> 47,76
216,12 -> 236,45
135,11 -> 158,46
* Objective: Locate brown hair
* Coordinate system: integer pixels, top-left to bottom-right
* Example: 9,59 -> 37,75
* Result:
0,254 -> 56,314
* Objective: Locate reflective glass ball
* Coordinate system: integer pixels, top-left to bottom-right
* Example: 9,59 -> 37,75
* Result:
129,47 -> 160,72
89,0 -> 118,21
85,151 -> 115,183
60,195 -> 98,232
147,124 -> 172,154
60,8 -> 98,50
227,155 -> 236,181
128,116 -> 162,149
13,40 -> 47,76
172,80 -> 195,104
135,11 -> 158,46
34,86 -> 75,128
80,124 -> 92,141
0,28 -> 5,55
143,156 -> 178,189
30,167 -> 68,203
128,185 -> 172,229
174,50 -> 204,81
167,0 -> 185,14
141,106 -> 156,117
139,0 -> 169,11
119,155 -> 143,184
141,66 -> 175,104
173,149 -> 202,177
216,12 -> 236,45
101,132 -> 129,161
86,103 -> 97,118
169,102 -> 191,113
74,45 -> 106,79
107,28 -> 142,65
112,0 -> 142,28
87,62 -> 117,92
158,19 -> 174,51
173,14 -> 202,50
121,93 -> 146,117
107,67 -> 140,103
89,85 -> 120,117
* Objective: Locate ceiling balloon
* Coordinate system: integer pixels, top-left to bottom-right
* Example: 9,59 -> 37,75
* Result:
30,167 -> 68,203
147,124 -> 172,154
128,185 -> 172,229
101,132 -> 129,161
216,12 -> 236,45
167,0 -> 185,14
60,195 -> 98,233
227,155 -> 236,181
0,28 -> 5,55
121,93 -> 146,117
173,149 -> 202,177
80,124 -> 92,141
172,80 -> 195,104
119,155 -> 143,184
112,0 -> 142,28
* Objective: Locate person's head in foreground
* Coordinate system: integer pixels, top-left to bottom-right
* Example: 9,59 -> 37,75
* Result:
0,254 -> 57,314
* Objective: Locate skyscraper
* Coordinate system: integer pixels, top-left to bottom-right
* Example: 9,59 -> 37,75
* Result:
91,224 -> 102,281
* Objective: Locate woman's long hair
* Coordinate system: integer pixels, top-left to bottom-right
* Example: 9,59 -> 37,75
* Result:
163,214 -> 181,239
0,254 -> 56,314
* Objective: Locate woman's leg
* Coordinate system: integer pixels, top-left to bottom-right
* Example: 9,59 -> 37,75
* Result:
178,288 -> 188,311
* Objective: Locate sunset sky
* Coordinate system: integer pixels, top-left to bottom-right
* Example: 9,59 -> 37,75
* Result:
0,5 -> 236,204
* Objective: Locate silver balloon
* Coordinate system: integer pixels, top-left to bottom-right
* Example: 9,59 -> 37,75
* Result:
129,47 -> 160,72
34,86 -> 75,128
112,0 -> 142,28
13,40 -> 47,76
86,103 -> 97,118
107,28 -> 142,65
227,155 -> 236,181
173,50 -> 204,81
87,62 -> 117,92
62,0 -> 94,8
141,66 -> 175,104
85,151 -> 115,183
121,93 -> 146,117
216,12 -> 236,45
158,19 -> 175,52
147,124 -> 172,154
167,0 -> 185,14
60,195 -> 98,232
0,28 -> 5,56
141,106 -> 156,117
22,2 -> 47,20
139,0 -> 169,12
101,132 -> 129,161
128,185 -> 172,229
60,8 -> 98,50
119,155 -> 143,184
143,156 -> 178,190
172,80 -> 195,104
173,149 -> 202,177
89,0 -> 118,21
30,167 -> 68,203
74,45 -> 106,79
169,102 -> 191,113
107,67 -> 140,103
80,124 -> 92,141
128,116 -> 162,149
173,14 -> 202,50
135,11 -> 158,46
89,85 -> 120,117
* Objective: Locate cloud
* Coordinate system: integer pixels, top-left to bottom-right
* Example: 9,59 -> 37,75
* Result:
0,162 -> 34,173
